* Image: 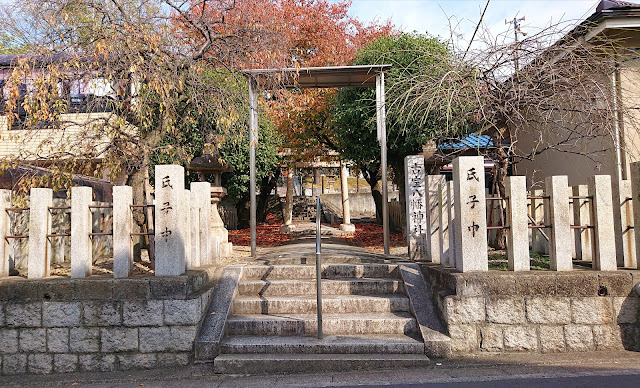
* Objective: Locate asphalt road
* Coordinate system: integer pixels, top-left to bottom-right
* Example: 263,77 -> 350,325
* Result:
3,351 -> 640,387
343,372 -> 640,388
2,365 -> 640,387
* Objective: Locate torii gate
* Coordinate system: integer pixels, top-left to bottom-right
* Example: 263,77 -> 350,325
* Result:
243,64 -> 392,256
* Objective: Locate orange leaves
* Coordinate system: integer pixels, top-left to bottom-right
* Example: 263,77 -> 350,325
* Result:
229,218 -> 406,251
228,213 -> 293,247
335,222 -> 405,249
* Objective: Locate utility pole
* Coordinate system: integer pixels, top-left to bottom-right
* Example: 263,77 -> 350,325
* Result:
506,16 -> 526,71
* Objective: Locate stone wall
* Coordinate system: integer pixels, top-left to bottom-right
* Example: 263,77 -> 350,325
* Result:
320,191 -> 399,221
0,267 -> 218,375
421,264 -> 640,354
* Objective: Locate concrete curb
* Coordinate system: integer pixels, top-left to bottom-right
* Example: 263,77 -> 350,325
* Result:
194,265 -> 243,361
399,263 -> 451,358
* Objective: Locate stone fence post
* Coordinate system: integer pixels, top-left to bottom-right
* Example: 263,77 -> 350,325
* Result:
438,182 -> 451,266
71,186 -> 93,278
28,188 -> 52,279
0,189 -> 10,277
632,161 -> 640,269
589,175 -> 617,270
446,181 -> 456,268
452,156 -> 488,272
113,186 -> 133,278
613,179 -> 635,268
505,176 -> 529,271
191,182 -> 212,267
546,176 -> 572,271
183,189 -> 192,270
427,174 -> 445,263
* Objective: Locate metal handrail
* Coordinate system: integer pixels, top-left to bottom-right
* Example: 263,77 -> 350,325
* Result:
315,198 -> 323,340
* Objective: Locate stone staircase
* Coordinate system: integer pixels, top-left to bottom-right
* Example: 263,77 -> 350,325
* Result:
291,197 -> 318,221
212,256 -> 431,374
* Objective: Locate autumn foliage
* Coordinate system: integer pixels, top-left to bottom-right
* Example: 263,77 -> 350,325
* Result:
191,0 -> 395,161
258,0 -> 396,161
189,0 -> 393,69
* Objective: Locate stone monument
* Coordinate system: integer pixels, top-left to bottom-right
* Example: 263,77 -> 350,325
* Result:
452,156 -> 488,272
404,155 -> 427,260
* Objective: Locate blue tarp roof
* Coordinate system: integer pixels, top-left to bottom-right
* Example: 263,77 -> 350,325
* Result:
437,134 -> 493,149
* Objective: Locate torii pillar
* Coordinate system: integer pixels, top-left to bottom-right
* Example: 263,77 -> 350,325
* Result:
339,161 -> 355,232
245,65 -> 391,257
281,165 -> 296,233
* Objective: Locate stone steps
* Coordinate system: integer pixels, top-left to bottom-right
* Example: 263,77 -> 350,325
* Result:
213,353 -> 430,374
256,256 -> 408,265
241,263 -> 400,280
231,294 -> 410,315
237,278 -> 405,296
226,313 -> 418,336
200,253 -> 444,373
219,334 -> 424,354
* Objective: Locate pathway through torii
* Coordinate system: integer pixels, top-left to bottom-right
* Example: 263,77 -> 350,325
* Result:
243,64 -> 392,256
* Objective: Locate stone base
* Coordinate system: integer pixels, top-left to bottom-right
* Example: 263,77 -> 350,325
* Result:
220,242 -> 233,257
280,224 -> 297,233
340,223 -> 356,233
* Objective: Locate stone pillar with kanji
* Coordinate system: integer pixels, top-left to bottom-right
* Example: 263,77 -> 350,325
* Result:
404,155 -> 427,260
452,156 -> 488,272
154,165 -> 187,276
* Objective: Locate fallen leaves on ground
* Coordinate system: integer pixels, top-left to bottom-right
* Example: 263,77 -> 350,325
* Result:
228,213 -> 294,247
333,222 -> 406,250
229,214 -> 407,253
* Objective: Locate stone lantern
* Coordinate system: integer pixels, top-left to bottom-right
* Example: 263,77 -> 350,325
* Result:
188,153 -> 233,258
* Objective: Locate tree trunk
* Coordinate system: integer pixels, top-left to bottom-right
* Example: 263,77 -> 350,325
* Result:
126,162 -> 149,262
236,192 -> 250,230
388,157 -> 406,233
490,132 -> 509,250
257,168 -> 281,222
360,163 -> 383,223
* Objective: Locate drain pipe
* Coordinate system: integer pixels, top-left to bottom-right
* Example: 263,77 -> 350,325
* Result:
316,198 -> 323,340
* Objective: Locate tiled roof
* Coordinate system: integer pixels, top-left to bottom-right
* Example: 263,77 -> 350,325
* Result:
437,134 -> 493,149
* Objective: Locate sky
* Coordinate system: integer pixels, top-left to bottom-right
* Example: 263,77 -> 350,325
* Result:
331,0 -> 602,45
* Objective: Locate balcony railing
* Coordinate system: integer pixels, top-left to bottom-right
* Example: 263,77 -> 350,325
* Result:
1,95 -> 116,130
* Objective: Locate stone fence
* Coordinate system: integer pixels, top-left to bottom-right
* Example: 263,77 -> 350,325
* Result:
0,165 -> 229,280
421,263 -> 640,354
0,267 -> 218,374
404,155 -> 640,272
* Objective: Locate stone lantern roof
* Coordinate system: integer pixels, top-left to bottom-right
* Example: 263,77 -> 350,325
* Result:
187,153 -> 234,174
